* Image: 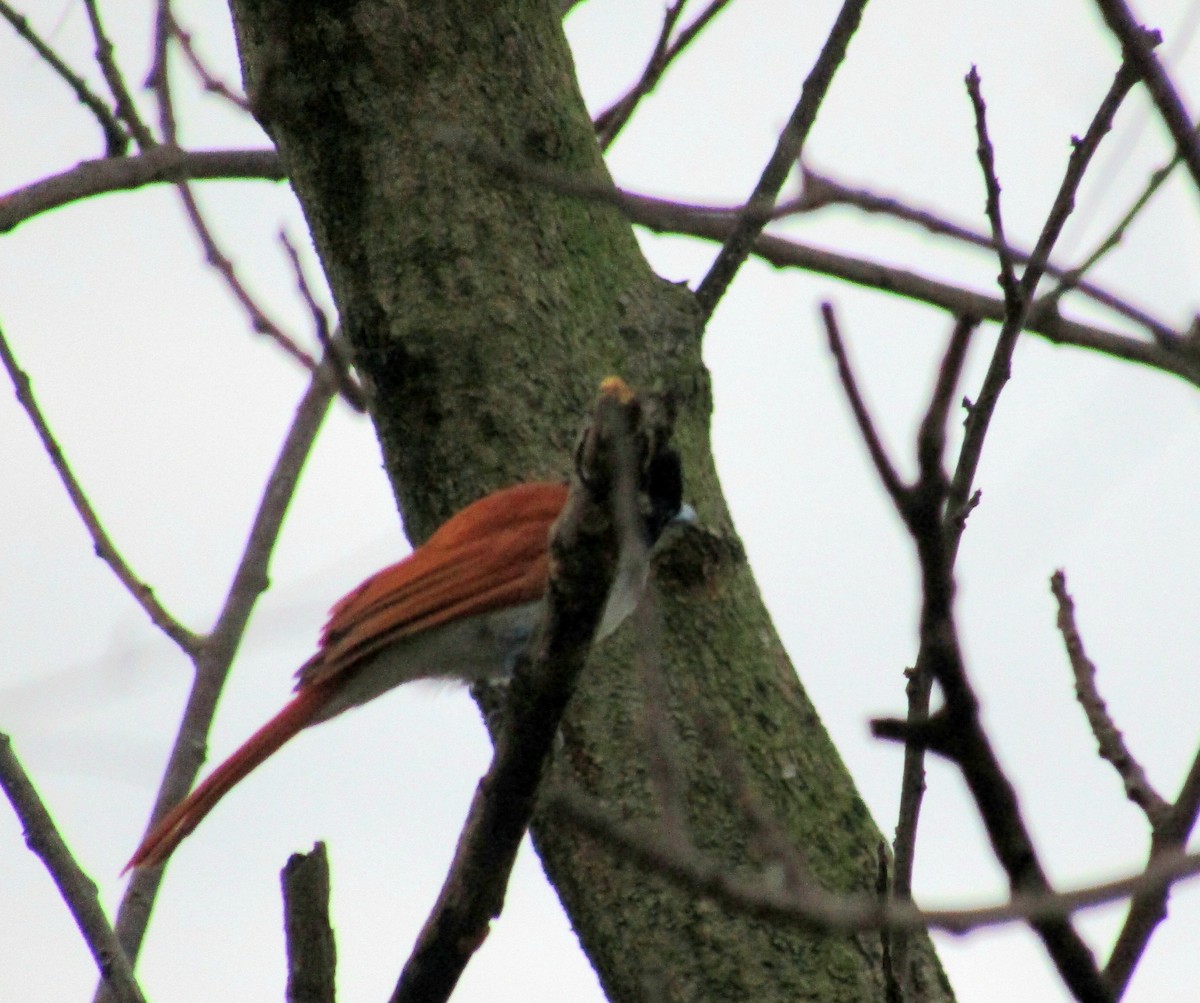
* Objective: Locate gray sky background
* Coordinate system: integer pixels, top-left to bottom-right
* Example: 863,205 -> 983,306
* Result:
1,1 -> 1198,1000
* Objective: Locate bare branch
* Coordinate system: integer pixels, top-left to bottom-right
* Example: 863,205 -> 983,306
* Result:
0,147 -> 285,234
889,656 -> 932,994
175,179 -> 321,372
833,315 -> 976,990
145,4 -> 310,378
0,1 -> 127,154
1091,1 -> 1200,193
81,0 -> 154,149
594,0 -> 730,150
795,166 -> 1183,347
820,302 -> 907,505
1038,133 -> 1197,325
594,1 -> 685,149
694,0 -> 869,318
170,13 -> 253,112
876,446 -> 1112,1000
884,319 -> 981,987
143,9 -> 310,379
646,208 -> 1199,384
279,231 -> 365,411
965,67 -> 1021,311
0,734 -> 146,1003
0,323 -> 197,651
946,59 -> 1139,563
873,558 -> 1112,1003
915,315 -> 977,490
828,309 -> 975,528
549,785 -> 1200,937
146,0 -> 177,144
282,843 -> 338,1003
1107,712 -> 1200,992
391,379 -> 676,1003
868,63 -> 1142,1003
109,350 -> 344,974
1051,570 -> 1170,825
446,131 -> 1198,381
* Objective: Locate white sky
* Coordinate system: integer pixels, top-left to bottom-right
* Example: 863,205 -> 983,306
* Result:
1,1 -> 1199,1001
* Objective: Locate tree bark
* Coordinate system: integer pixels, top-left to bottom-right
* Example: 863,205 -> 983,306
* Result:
225,1 -> 953,999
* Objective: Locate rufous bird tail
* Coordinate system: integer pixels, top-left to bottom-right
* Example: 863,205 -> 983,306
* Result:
123,683 -> 330,872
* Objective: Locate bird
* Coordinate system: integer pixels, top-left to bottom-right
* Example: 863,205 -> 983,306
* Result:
125,457 -> 687,872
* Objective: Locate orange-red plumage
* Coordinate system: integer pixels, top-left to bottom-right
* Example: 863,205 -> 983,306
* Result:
124,482 -> 569,872
123,682 -> 334,870
300,482 -> 566,686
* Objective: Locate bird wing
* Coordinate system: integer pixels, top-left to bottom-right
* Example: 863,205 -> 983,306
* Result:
125,481 -> 569,871
296,481 -> 568,687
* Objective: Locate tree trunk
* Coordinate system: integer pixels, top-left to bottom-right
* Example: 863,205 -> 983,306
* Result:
225,2 -> 953,999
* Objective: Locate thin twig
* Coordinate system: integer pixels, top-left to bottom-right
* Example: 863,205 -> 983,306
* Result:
872,322 -> 976,933
625,200 -> 1199,384
0,734 -> 146,1003
1038,132 -> 1196,322
946,59 -> 1140,563
1051,571 -> 1169,825
145,4 -> 314,377
81,0 -> 154,149
868,312 -> 1106,999
391,380 -> 669,1003
889,660 -> 928,998
594,1 -> 685,149
176,179 -> 321,371
886,320 -> 977,964
3,135 -> 1187,380
0,147 -> 285,234
279,230 -> 366,411
874,558 -> 1111,1002
825,308 -> 975,522
915,316 -> 977,485
107,350 -> 344,978
0,1 -> 127,154
146,8 -> 314,380
549,786 -> 1200,936
965,67 -> 1021,312
147,0 -> 178,143
1091,0 -> 1200,193
819,302 -> 907,505
436,133 -> 1196,379
451,127 -> 1187,348
693,0 -> 869,318
797,168 -> 1182,348
1107,736 -> 1200,995
828,315 -> 976,989
876,65 -> 1140,1003
169,12 -> 253,112
0,146 -> 320,380
0,323 -> 197,651
594,0 -> 731,150
887,315 -> 976,874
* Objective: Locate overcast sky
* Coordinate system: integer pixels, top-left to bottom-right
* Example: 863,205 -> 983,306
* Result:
2,1 -> 1199,1001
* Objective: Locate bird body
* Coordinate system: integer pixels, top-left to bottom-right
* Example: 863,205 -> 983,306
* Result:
126,477 -> 678,871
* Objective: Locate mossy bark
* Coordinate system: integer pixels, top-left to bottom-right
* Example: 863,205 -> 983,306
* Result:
226,2 -> 953,1000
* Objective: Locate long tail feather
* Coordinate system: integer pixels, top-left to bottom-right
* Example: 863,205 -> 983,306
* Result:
123,683 -> 330,872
